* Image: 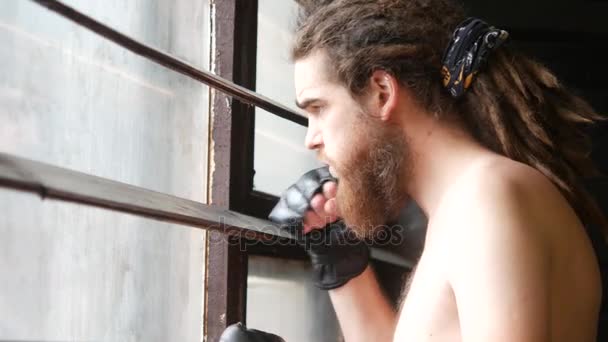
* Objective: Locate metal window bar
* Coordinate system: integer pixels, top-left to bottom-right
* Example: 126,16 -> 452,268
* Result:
0,153 -> 290,240
0,153 -> 412,268
30,0 -> 308,127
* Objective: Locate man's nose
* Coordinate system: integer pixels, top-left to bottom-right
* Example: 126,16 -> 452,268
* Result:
304,124 -> 322,150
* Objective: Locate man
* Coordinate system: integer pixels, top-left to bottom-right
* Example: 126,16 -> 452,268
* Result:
222,0 -> 608,341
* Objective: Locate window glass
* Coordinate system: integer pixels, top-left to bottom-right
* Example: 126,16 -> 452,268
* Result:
247,255 -> 342,342
0,0 -> 209,200
0,1 -> 209,341
254,0 -> 322,196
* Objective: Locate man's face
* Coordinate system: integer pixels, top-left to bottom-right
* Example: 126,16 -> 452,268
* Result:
294,51 -> 411,236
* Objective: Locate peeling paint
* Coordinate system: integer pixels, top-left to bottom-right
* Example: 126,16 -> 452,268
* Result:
225,97 -> 231,110
205,1 -> 248,340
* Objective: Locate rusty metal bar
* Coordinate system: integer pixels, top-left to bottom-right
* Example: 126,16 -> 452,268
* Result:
30,0 -> 308,127
204,0 -> 253,337
0,152 -> 413,268
0,152 -> 291,240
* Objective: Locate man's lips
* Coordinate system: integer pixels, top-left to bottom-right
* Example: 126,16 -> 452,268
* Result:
319,156 -> 338,178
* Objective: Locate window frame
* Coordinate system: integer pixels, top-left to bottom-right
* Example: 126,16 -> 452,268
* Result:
205,0 -> 258,339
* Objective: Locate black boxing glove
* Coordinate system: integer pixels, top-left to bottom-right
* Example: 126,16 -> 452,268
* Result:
219,323 -> 285,342
269,166 -> 370,290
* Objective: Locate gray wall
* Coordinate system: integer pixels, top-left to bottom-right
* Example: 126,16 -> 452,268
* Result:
0,1 -> 210,341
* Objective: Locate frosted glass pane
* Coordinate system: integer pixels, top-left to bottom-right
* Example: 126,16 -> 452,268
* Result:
254,0 -> 322,196
0,1 -> 209,341
0,191 -> 206,342
0,0 -> 209,200
247,256 -> 342,342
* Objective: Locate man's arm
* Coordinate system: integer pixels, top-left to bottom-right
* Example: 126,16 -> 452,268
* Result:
268,170 -> 397,341
329,266 -> 397,342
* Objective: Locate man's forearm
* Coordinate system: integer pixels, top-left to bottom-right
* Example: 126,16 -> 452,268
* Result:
329,266 -> 397,342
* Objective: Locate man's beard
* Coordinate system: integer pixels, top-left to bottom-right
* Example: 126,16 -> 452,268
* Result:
334,115 -> 411,238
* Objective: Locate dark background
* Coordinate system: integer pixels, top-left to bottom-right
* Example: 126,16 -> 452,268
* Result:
465,0 -> 608,171
465,0 -> 608,211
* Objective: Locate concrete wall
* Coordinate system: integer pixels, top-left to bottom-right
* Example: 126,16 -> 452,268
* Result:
0,1 -> 210,341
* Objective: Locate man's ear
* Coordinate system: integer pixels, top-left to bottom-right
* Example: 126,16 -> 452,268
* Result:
368,70 -> 399,122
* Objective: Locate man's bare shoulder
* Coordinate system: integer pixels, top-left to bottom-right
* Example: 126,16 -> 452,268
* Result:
430,155 -> 584,264
425,155 -> 600,342
436,155 -> 580,233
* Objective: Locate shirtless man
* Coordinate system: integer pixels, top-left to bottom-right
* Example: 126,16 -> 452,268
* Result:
221,1 -> 607,341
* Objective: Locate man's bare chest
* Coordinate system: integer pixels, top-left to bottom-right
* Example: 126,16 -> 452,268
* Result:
393,253 -> 461,341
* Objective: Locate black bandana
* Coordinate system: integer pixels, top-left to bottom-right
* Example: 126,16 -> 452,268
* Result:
441,18 -> 509,98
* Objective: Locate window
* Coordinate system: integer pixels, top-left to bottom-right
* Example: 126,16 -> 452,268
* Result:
0,1 -> 417,342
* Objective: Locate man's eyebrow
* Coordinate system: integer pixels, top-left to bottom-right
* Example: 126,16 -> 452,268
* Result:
295,98 -> 320,109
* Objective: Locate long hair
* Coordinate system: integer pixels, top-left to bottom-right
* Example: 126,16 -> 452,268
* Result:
292,0 -> 607,236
